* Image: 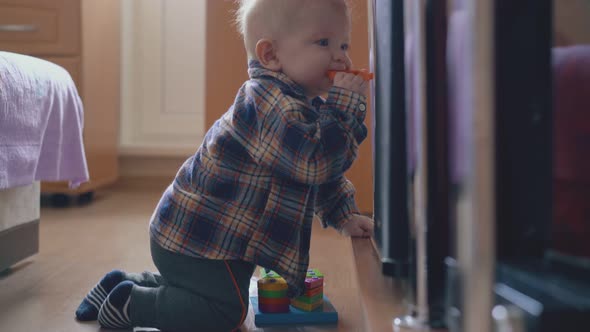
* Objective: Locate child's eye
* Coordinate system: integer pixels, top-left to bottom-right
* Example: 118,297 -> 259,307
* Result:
341,43 -> 349,51
316,39 -> 329,47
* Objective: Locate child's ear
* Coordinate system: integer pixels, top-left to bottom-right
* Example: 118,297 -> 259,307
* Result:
255,39 -> 281,71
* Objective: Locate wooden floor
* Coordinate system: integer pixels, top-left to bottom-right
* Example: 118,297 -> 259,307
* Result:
0,180 -> 435,332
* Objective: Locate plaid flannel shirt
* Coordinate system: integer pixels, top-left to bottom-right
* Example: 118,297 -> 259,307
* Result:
149,61 -> 368,297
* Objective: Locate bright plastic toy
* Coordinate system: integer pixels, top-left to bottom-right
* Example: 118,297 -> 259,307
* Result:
327,69 -> 374,81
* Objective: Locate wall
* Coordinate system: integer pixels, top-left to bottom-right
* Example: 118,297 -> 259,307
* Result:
205,0 -> 374,213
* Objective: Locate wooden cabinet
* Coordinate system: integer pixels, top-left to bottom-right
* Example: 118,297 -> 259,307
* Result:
0,0 -> 120,194
0,0 -> 81,55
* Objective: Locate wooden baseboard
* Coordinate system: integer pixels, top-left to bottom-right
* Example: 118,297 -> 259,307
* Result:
41,176 -> 118,194
350,238 -> 448,332
113,176 -> 174,192
0,220 -> 39,272
119,155 -> 187,178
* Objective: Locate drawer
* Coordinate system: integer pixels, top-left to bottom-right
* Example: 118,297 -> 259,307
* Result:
0,0 -> 80,55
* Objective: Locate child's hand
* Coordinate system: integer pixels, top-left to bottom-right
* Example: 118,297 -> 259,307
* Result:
332,71 -> 369,97
340,214 -> 374,238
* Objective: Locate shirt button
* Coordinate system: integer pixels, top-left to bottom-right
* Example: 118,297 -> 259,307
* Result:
358,102 -> 367,112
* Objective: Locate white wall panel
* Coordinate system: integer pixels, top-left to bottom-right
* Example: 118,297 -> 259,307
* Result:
121,0 -> 206,156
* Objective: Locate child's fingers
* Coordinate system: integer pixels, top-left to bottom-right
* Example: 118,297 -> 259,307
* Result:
360,221 -> 374,233
333,71 -> 346,82
340,72 -> 357,82
351,74 -> 365,86
332,73 -> 369,96
359,80 -> 369,94
359,217 -> 375,231
345,75 -> 365,89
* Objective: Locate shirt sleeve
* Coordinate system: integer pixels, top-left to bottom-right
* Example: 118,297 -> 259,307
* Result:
314,176 -> 360,230
231,80 -> 368,185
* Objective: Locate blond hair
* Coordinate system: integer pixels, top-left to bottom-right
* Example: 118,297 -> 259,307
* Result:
235,0 -> 351,59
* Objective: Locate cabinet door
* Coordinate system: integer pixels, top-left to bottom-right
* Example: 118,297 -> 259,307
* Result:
346,0 -> 373,213
120,0 -> 207,156
0,0 -> 80,55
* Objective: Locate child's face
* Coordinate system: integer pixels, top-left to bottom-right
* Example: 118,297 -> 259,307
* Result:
274,2 -> 352,98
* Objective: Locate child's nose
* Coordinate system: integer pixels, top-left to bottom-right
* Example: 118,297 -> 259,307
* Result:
333,52 -> 352,69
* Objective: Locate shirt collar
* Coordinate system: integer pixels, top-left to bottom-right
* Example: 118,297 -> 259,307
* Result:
247,60 -> 308,100
311,96 -> 325,108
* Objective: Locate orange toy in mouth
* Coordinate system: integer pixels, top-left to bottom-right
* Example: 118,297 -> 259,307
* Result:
327,69 -> 374,81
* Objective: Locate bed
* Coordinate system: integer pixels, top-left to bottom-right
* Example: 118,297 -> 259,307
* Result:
0,51 -> 89,272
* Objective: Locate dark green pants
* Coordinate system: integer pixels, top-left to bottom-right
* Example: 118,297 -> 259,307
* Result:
125,238 -> 255,332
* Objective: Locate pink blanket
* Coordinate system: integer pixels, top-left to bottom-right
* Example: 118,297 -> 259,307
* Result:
0,51 -> 88,189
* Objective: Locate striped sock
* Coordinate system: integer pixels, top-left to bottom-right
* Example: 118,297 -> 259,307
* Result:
75,269 -> 125,321
98,280 -> 133,329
